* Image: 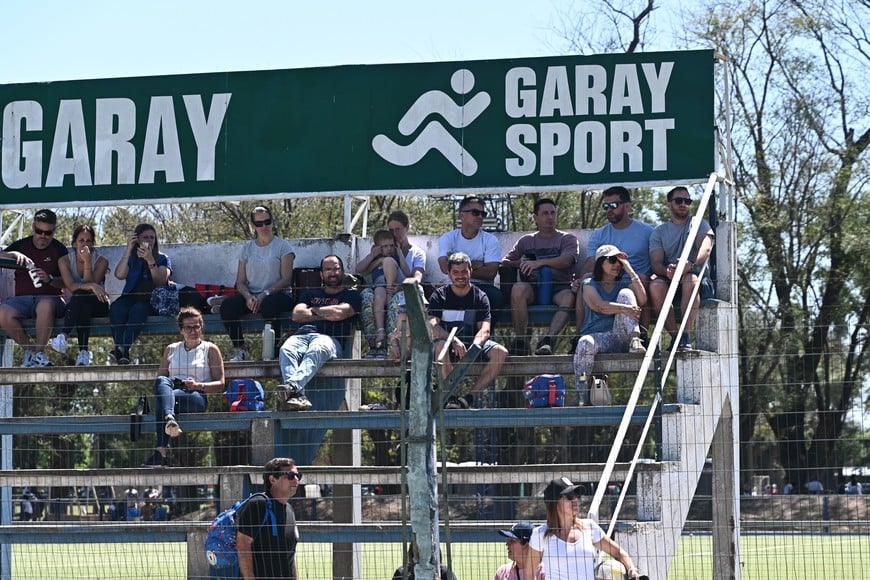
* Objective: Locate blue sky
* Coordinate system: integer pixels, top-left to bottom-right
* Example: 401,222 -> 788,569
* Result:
3,1 -> 568,83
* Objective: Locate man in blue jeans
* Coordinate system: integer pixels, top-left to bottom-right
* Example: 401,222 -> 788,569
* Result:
277,255 -> 361,411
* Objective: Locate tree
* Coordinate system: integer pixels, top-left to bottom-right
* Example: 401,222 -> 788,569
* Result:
697,0 -> 870,488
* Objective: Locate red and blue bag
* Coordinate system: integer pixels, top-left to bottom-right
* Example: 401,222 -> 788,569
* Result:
224,379 -> 265,412
523,374 -> 566,408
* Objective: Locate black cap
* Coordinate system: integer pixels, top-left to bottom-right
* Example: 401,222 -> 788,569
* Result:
543,477 -> 583,502
497,521 -> 534,543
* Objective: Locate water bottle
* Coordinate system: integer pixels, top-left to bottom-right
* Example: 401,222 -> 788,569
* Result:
262,323 -> 275,360
537,266 -> 553,305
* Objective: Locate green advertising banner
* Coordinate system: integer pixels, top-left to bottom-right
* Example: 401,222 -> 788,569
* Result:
0,50 -> 714,208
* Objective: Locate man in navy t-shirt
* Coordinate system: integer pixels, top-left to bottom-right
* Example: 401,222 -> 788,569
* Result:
428,252 -> 508,400
276,255 -> 361,411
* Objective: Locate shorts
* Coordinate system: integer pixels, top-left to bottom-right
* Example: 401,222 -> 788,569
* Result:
2,295 -> 66,318
439,338 -> 502,362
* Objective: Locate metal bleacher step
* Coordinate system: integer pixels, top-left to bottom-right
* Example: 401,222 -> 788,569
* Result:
0,404 -> 687,436
0,353 -> 646,385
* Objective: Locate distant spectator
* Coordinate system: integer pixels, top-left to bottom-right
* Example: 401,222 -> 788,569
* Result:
19,488 -> 34,521
805,479 -> 824,494
49,224 -> 110,366
109,223 -> 172,364
782,478 -> 794,495
846,475 -> 863,495
221,205 -> 295,362
0,209 -> 72,367
438,196 -> 504,313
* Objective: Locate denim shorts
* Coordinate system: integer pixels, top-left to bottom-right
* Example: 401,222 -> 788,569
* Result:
2,295 -> 66,318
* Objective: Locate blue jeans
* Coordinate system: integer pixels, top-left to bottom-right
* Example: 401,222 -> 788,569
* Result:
153,376 -> 207,448
109,294 -> 155,351
278,332 -> 342,393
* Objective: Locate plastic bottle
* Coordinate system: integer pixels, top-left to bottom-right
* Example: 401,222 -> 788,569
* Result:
537,266 -> 553,305
262,323 -> 275,360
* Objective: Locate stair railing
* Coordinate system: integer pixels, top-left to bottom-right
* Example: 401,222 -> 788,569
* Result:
587,172 -> 721,531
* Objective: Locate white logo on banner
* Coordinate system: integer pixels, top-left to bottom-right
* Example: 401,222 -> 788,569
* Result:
372,69 -> 490,176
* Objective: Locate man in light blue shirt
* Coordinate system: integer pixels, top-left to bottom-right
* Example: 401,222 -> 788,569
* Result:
577,186 -> 653,336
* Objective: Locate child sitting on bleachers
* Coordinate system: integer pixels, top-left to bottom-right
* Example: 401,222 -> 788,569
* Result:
356,230 -> 400,358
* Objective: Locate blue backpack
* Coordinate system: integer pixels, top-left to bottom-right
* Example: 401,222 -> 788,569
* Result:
523,374 -> 566,408
205,492 -> 277,577
224,379 -> 266,412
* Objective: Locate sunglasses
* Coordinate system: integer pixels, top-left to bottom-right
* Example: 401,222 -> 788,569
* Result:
34,226 -> 55,236
252,218 -> 273,227
461,209 -> 488,218
562,492 -> 579,500
671,197 -> 692,205
276,471 -> 302,480
603,256 -> 620,264
601,201 -> 626,210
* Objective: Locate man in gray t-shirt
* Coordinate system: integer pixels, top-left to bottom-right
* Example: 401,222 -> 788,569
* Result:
648,186 -> 715,350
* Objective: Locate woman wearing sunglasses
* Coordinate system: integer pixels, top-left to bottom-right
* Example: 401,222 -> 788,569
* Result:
221,206 -> 295,362
529,477 -> 642,579
571,244 -> 646,406
142,307 -> 225,467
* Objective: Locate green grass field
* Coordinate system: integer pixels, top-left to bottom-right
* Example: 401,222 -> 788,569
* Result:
12,534 -> 869,579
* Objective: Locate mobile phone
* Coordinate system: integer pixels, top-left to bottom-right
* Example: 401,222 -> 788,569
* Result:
523,251 -> 536,260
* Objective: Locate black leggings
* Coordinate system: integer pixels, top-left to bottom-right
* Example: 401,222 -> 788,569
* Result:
62,291 -> 110,350
220,292 -> 294,349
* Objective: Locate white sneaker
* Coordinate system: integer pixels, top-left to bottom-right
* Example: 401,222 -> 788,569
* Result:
164,415 -> 182,437
49,333 -> 69,354
629,337 -> 647,354
29,352 -> 53,367
229,348 -> 250,362
75,350 -> 92,366
21,350 -> 34,368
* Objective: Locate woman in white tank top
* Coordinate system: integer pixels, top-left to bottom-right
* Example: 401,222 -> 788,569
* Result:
141,307 -> 225,467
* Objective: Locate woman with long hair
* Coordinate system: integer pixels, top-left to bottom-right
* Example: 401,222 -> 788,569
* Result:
49,224 -> 110,365
529,477 -> 641,579
572,244 -> 646,405
109,223 -> 171,363
220,206 -> 295,362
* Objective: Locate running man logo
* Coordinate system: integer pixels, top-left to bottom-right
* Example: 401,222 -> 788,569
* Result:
372,69 -> 490,176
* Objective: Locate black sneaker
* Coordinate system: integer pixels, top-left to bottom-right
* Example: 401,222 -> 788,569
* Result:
444,394 -> 473,410
510,339 -> 529,356
569,335 -> 580,355
141,451 -> 168,467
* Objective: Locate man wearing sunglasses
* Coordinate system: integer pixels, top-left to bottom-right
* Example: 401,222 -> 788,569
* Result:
578,187 -> 654,343
437,196 -> 504,313
236,457 -> 301,579
0,209 -> 74,367
649,186 -> 715,351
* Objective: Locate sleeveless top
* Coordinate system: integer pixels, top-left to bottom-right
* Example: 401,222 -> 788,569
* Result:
166,340 -> 215,382
67,248 -> 104,284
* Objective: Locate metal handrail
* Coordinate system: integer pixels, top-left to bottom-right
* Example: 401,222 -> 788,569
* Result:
588,172 -> 720,530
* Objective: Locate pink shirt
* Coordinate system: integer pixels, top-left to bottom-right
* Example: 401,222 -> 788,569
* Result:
494,562 -> 545,580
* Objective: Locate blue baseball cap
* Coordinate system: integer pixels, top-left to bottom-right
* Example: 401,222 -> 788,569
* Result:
498,521 -> 534,543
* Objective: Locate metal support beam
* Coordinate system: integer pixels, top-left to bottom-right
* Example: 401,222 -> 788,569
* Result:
403,280 -> 440,579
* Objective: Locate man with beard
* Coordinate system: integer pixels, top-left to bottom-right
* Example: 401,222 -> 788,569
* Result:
576,187 -> 653,339
648,186 -> 715,351
276,255 -> 361,410
428,252 -> 508,403
0,208 -> 74,367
